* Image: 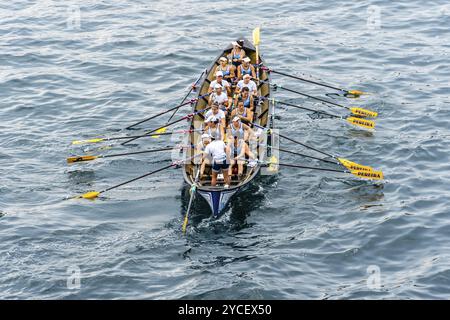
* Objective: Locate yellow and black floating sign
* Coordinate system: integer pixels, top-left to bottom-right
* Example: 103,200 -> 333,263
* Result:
347,117 -> 375,130
338,158 -> 373,172
350,107 -> 378,118
351,170 -> 384,180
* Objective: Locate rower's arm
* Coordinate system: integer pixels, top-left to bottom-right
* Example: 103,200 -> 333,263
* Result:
251,65 -> 256,79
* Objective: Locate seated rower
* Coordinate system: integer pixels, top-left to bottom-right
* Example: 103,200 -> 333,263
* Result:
205,115 -> 225,141
203,135 -> 230,187
214,56 -> 235,82
237,57 -> 256,80
205,102 -> 226,127
209,84 -> 231,116
230,99 -> 253,123
196,133 -> 211,176
227,136 -> 256,178
234,87 -> 254,111
229,41 -> 246,68
236,74 -> 257,97
228,116 -> 253,142
209,71 -> 231,96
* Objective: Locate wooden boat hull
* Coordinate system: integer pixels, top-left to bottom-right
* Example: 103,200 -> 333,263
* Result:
182,37 -> 273,217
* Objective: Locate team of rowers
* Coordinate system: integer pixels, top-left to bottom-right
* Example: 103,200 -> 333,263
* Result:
196,41 -> 260,188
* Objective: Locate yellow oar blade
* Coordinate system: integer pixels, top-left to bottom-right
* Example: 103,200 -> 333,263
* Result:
351,170 -> 384,180
350,107 -> 378,118
77,191 -> 100,199
347,90 -> 368,96
338,158 -> 373,172
67,155 -> 98,163
72,138 -> 104,145
347,117 -> 375,130
253,27 -> 260,45
150,127 -> 167,138
182,215 -> 189,234
268,156 -> 278,172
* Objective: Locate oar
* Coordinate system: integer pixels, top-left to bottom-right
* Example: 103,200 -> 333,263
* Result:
74,154 -> 200,200
274,100 -> 375,130
121,106 -> 211,146
125,93 -> 210,130
182,166 -> 200,234
250,122 -> 378,173
253,27 -> 261,81
269,146 -> 337,165
273,162 -> 384,180
67,146 -> 177,164
72,129 -> 202,145
273,84 -> 377,119
167,69 -> 207,123
261,66 -> 368,97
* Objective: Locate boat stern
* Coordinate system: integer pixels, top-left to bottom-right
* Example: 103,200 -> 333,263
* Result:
198,188 -> 238,218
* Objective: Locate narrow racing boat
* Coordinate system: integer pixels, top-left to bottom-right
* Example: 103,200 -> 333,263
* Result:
182,36 -> 273,217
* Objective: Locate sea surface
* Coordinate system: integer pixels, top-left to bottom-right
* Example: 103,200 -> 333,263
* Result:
1,0 -> 450,299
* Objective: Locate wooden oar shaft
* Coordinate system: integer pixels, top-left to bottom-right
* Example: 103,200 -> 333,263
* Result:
265,68 -> 345,92
278,163 -> 347,173
276,85 -> 348,110
271,146 -> 337,165
167,70 -> 207,123
276,100 -> 340,119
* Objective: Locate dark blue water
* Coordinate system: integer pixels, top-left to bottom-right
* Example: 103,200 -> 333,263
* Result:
1,0 -> 450,299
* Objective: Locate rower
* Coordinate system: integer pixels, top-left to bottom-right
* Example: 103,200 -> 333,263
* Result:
227,136 -> 256,178
209,84 -> 231,115
237,57 -> 256,80
209,71 -> 231,96
236,74 -> 257,96
205,115 -> 225,141
205,102 -> 226,127
234,87 -> 254,111
228,116 -> 253,142
197,133 -> 211,176
203,135 -> 230,187
229,41 -> 246,68
230,99 -> 253,123
214,56 -> 235,82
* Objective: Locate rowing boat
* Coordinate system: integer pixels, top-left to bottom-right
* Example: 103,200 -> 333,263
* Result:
182,37 -> 273,217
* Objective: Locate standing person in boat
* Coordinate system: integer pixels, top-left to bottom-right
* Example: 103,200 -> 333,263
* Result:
234,87 -> 254,111
205,115 -> 225,141
197,133 -> 211,177
227,136 -> 256,178
214,56 -> 235,83
209,84 -> 231,116
236,74 -> 257,97
209,71 -> 231,96
228,41 -> 246,68
203,135 -> 231,188
205,102 -> 226,127
230,99 -> 253,123
227,116 -> 253,142
237,57 -> 256,81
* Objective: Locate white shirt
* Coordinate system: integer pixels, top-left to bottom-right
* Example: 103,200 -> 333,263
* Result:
237,79 -> 257,93
204,140 -> 227,162
209,80 -> 230,91
205,109 -> 225,120
210,92 -> 228,106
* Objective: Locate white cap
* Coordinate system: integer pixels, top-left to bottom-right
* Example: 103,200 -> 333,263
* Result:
243,57 -> 251,63
243,74 -> 251,79
214,83 -> 222,89
219,57 -> 227,62
231,41 -> 241,47
207,115 -> 218,122
232,116 -> 240,122
216,71 -> 223,77
201,133 -> 211,140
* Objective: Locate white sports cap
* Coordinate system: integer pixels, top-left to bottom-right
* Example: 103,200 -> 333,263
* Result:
201,133 -> 211,140
231,41 -> 241,47
243,74 -> 251,79
214,83 -> 222,89
243,57 -> 251,63
216,71 -> 223,77
219,57 -> 227,62
232,116 -> 240,122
